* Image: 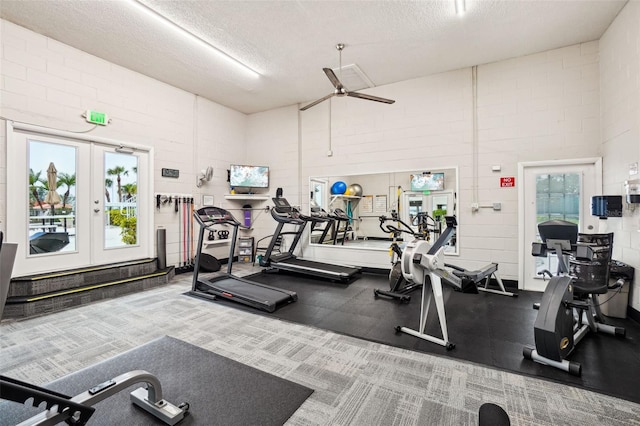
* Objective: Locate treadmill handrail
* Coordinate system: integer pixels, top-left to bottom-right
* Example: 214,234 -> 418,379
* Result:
270,205 -> 306,224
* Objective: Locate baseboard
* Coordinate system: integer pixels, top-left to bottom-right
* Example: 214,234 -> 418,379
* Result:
628,305 -> 640,324
360,267 -> 388,275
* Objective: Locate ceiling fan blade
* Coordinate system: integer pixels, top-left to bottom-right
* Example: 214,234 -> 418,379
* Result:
347,91 -> 395,105
300,93 -> 336,111
323,68 -> 343,90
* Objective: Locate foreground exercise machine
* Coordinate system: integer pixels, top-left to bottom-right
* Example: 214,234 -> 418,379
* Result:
395,217 -> 480,349
0,370 -> 189,425
260,197 -> 361,282
523,220 -> 634,375
191,206 -> 298,312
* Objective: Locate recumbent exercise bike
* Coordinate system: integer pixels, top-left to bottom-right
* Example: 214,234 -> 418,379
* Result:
523,219 -> 634,376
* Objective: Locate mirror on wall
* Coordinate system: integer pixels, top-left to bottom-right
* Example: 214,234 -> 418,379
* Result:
309,167 -> 459,255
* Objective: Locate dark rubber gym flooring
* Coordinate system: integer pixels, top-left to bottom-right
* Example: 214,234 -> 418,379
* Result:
225,271 -> 640,405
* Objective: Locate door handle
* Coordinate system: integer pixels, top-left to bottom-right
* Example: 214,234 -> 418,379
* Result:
94,208 -> 100,213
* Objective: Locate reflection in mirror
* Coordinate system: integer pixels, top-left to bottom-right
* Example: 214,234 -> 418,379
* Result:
309,167 -> 458,255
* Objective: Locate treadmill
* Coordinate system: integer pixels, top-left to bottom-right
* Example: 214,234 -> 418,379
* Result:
190,206 -> 297,312
259,197 -> 361,282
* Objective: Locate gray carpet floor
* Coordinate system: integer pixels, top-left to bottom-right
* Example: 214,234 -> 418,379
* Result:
0,336 -> 313,425
1,272 -> 639,425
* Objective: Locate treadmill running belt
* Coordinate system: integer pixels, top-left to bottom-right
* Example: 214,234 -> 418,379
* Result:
282,258 -> 359,275
270,258 -> 360,283
195,276 -> 297,312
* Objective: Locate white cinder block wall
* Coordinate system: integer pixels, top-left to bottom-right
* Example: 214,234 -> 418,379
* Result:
0,20 -> 247,270
1,0 -> 638,311
244,105 -> 300,248
248,42 -> 602,278
599,1 -> 640,312
475,42 -> 601,278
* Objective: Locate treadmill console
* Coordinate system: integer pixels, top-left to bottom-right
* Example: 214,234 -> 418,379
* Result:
271,197 -> 303,220
332,209 -> 349,219
272,197 -> 293,213
311,206 -> 329,218
195,206 -> 237,226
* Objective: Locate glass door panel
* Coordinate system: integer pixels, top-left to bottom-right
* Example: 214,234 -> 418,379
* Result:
533,172 -> 580,276
92,145 -> 150,265
28,140 -> 78,255
8,131 -> 91,276
522,162 -> 599,291
104,152 -> 139,249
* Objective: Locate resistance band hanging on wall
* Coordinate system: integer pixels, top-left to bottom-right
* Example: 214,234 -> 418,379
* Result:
183,197 -> 188,268
191,199 -> 195,265
154,193 -> 196,274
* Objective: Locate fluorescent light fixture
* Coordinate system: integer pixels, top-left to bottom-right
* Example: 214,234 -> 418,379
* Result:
129,0 -> 260,78
455,0 -> 466,15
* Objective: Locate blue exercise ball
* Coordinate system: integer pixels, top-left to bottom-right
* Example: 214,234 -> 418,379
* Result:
331,181 -> 347,195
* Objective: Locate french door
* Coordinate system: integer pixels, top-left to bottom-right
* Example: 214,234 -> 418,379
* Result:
518,159 -> 601,291
6,124 -> 152,276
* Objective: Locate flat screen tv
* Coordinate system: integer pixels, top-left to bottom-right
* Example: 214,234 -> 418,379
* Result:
410,173 -> 444,191
229,164 -> 269,188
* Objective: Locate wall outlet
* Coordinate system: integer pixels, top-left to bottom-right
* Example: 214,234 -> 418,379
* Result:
493,203 -> 502,211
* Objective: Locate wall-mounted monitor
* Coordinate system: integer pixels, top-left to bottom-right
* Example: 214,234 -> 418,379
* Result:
229,164 -> 269,188
410,172 -> 444,191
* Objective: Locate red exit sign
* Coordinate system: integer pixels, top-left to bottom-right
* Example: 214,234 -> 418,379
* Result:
500,177 -> 515,187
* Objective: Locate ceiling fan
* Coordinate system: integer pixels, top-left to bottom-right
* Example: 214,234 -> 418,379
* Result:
300,43 -> 396,111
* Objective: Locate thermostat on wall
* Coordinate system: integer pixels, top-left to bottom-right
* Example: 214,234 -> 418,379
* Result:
162,168 -> 180,178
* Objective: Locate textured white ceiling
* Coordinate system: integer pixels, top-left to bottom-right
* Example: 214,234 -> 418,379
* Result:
0,0 -> 627,114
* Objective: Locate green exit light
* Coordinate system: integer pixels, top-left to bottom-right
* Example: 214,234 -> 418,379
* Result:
85,110 -> 108,126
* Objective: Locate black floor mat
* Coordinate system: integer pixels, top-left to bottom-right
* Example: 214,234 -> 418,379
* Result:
0,336 -> 313,425
224,271 -> 640,405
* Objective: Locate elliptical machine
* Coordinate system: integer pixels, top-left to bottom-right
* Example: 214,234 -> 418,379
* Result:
523,220 -> 632,376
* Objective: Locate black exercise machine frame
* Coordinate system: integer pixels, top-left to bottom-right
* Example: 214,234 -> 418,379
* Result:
190,206 -> 298,312
523,220 -> 632,375
374,214 -> 516,302
259,197 -> 361,282
0,370 -> 189,425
